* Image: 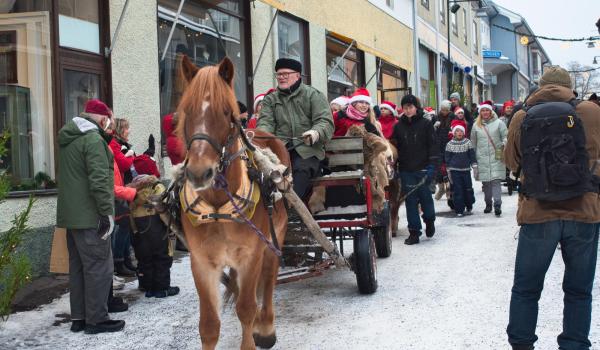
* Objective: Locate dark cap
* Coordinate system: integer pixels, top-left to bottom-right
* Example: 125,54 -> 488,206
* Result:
275,58 -> 302,73
400,94 -> 421,109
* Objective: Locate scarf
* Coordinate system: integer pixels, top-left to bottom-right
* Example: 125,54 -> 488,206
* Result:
345,103 -> 369,121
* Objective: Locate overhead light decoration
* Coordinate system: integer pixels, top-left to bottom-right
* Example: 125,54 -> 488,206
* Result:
520,36 -> 529,46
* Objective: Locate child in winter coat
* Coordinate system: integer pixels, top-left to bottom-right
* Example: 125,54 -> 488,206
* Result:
127,159 -> 180,299
445,124 -> 477,216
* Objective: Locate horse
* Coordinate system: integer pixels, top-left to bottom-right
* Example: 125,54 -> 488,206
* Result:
176,55 -> 289,350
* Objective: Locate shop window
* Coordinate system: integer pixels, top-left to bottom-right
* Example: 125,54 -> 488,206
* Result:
277,14 -> 309,84
58,0 -> 100,54
326,35 -> 364,102
157,0 -> 249,121
378,60 -> 409,107
63,70 -> 100,122
1,2 -> 54,189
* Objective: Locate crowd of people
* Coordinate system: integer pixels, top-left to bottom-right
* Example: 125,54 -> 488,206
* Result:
56,55 -> 599,350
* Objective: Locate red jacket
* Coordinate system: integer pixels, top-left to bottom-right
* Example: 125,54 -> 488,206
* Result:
378,115 -> 398,140
334,111 -> 364,137
109,138 -> 133,175
162,113 -> 185,165
246,117 -> 257,129
108,147 -> 136,203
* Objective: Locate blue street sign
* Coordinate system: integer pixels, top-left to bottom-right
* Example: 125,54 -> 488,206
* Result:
482,50 -> 502,58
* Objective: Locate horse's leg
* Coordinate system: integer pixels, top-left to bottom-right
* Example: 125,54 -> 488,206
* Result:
389,179 -> 400,237
190,253 -> 222,350
236,251 -> 263,350
253,250 -> 279,349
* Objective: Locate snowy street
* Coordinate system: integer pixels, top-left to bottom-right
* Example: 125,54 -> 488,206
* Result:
1,188 -> 599,350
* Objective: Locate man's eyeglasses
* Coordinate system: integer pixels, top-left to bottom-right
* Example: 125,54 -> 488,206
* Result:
275,72 -> 297,79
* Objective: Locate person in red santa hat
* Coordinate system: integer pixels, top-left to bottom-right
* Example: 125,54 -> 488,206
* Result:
499,99 -> 516,126
247,88 -> 275,129
330,95 -> 350,114
333,87 -> 382,137
377,100 -> 399,140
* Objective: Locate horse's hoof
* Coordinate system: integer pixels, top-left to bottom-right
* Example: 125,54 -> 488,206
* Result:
253,332 -> 277,349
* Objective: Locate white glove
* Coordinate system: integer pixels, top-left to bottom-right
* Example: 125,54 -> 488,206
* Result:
125,150 -> 135,157
302,130 -> 320,146
434,121 -> 441,129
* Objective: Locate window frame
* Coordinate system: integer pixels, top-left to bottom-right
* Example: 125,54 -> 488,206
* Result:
0,30 -> 17,84
277,12 -> 311,85
451,11 -> 458,36
421,0 -> 429,10
472,19 -> 478,55
462,8 -> 467,44
386,0 -> 395,10
326,34 -> 365,101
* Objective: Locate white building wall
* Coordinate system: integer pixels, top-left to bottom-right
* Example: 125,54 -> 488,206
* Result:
367,0 -> 414,29
109,0 -> 161,158
308,23 -> 328,95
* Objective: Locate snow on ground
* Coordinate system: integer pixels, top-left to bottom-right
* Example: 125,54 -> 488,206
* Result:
1,188 -> 599,350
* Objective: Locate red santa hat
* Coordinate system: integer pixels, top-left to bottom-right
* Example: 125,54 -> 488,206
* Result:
348,88 -> 372,106
330,96 -> 350,107
452,124 -> 466,134
253,88 -> 275,112
478,100 -> 494,112
133,154 -> 160,178
502,100 -> 516,114
379,100 -> 398,116
454,107 -> 465,115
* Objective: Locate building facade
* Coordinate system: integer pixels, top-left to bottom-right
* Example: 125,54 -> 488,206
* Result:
0,0 -> 415,277
415,0 -> 484,108
481,1 -> 551,104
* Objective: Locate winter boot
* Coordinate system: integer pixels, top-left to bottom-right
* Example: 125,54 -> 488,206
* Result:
108,296 -> 128,313
425,220 -> 435,238
484,202 -> 492,214
404,230 -> 421,245
70,320 -> 86,332
84,320 -> 125,334
511,345 -> 534,350
114,261 -> 136,277
494,204 -> 502,217
154,286 -> 180,298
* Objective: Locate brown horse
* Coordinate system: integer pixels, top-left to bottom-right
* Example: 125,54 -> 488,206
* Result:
176,55 -> 289,350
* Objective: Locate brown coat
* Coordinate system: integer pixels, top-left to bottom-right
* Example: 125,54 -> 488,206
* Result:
505,85 -> 600,225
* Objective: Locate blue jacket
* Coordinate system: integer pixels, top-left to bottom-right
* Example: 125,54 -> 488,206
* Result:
445,138 -> 477,171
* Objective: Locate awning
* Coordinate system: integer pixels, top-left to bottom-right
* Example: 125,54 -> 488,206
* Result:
483,57 -> 518,75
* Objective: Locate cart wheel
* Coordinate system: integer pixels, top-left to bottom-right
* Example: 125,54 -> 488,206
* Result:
373,204 -> 392,258
353,229 -> 378,294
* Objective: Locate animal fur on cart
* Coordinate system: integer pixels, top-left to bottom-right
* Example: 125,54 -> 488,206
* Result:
308,124 -> 396,214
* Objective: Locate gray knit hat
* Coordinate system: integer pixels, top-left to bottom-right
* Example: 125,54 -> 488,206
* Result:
540,66 -> 572,89
449,92 -> 461,100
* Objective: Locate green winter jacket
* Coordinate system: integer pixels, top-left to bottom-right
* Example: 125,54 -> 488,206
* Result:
56,117 -> 114,229
257,83 -> 334,160
471,113 -> 508,182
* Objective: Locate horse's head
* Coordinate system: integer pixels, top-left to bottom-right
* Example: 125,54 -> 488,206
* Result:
176,56 -> 239,190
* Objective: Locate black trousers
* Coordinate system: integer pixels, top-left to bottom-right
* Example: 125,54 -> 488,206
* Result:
290,150 -> 321,199
131,215 -> 173,292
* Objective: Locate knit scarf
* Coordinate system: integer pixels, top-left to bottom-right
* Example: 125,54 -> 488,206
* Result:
345,103 -> 369,121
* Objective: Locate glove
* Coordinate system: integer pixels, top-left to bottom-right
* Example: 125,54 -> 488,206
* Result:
144,134 -> 155,157
472,164 -> 479,181
434,121 -> 441,129
124,150 -> 135,157
424,164 -> 435,183
302,130 -> 319,146
97,215 -> 115,240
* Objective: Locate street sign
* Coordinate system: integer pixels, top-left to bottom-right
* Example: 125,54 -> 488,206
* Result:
482,50 -> 502,58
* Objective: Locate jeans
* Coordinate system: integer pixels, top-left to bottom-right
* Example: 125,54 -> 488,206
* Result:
399,171 -> 435,232
482,179 -> 502,207
111,220 -> 131,262
507,221 -> 599,349
449,170 -> 475,214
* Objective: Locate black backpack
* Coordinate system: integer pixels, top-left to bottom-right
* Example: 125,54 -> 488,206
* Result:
520,100 -> 598,202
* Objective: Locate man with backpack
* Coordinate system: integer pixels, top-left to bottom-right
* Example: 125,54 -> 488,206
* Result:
505,66 -> 600,350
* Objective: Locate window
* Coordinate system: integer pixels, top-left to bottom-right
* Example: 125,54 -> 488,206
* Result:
386,0 -> 395,9
157,0 -> 249,123
378,59 -> 408,107
58,0 -> 100,53
326,35 -> 364,101
472,20 -> 478,54
439,0 -> 445,24
451,12 -> 457,36
462,9 -> 467,44
1,1 -> 54,188
277,14 -> 309,84
421,0 -> 429,10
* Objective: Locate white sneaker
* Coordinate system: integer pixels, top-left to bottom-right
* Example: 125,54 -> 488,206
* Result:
113,275 -> 125,290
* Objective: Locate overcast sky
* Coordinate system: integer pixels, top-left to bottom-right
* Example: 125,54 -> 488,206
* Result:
493,0 -> 599,68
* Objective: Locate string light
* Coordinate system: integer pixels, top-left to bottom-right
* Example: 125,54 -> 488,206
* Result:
492,24 -> 600,42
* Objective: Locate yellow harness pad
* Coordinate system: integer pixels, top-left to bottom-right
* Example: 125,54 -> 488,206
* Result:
180,157 -> 261,227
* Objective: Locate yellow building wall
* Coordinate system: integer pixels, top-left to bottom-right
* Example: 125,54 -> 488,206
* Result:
260,0 -> 414,73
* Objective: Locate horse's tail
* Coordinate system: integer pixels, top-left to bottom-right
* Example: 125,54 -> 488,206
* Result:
221,268 -> 239,306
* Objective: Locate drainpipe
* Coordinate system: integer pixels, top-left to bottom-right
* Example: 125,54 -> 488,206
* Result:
413,0 -> 421,99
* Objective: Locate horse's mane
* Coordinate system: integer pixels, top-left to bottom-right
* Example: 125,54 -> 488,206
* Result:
175,64 -> 240,141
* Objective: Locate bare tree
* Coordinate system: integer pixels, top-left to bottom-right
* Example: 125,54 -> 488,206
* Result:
567,61 -> 600,98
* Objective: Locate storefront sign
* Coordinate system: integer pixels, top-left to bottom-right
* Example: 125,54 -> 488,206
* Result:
482,50 -> 502,58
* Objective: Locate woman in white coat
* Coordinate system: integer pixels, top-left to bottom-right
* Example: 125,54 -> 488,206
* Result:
470,102 -> 508,216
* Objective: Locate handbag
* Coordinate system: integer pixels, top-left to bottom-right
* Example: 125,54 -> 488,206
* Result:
482,124 -> 504,161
